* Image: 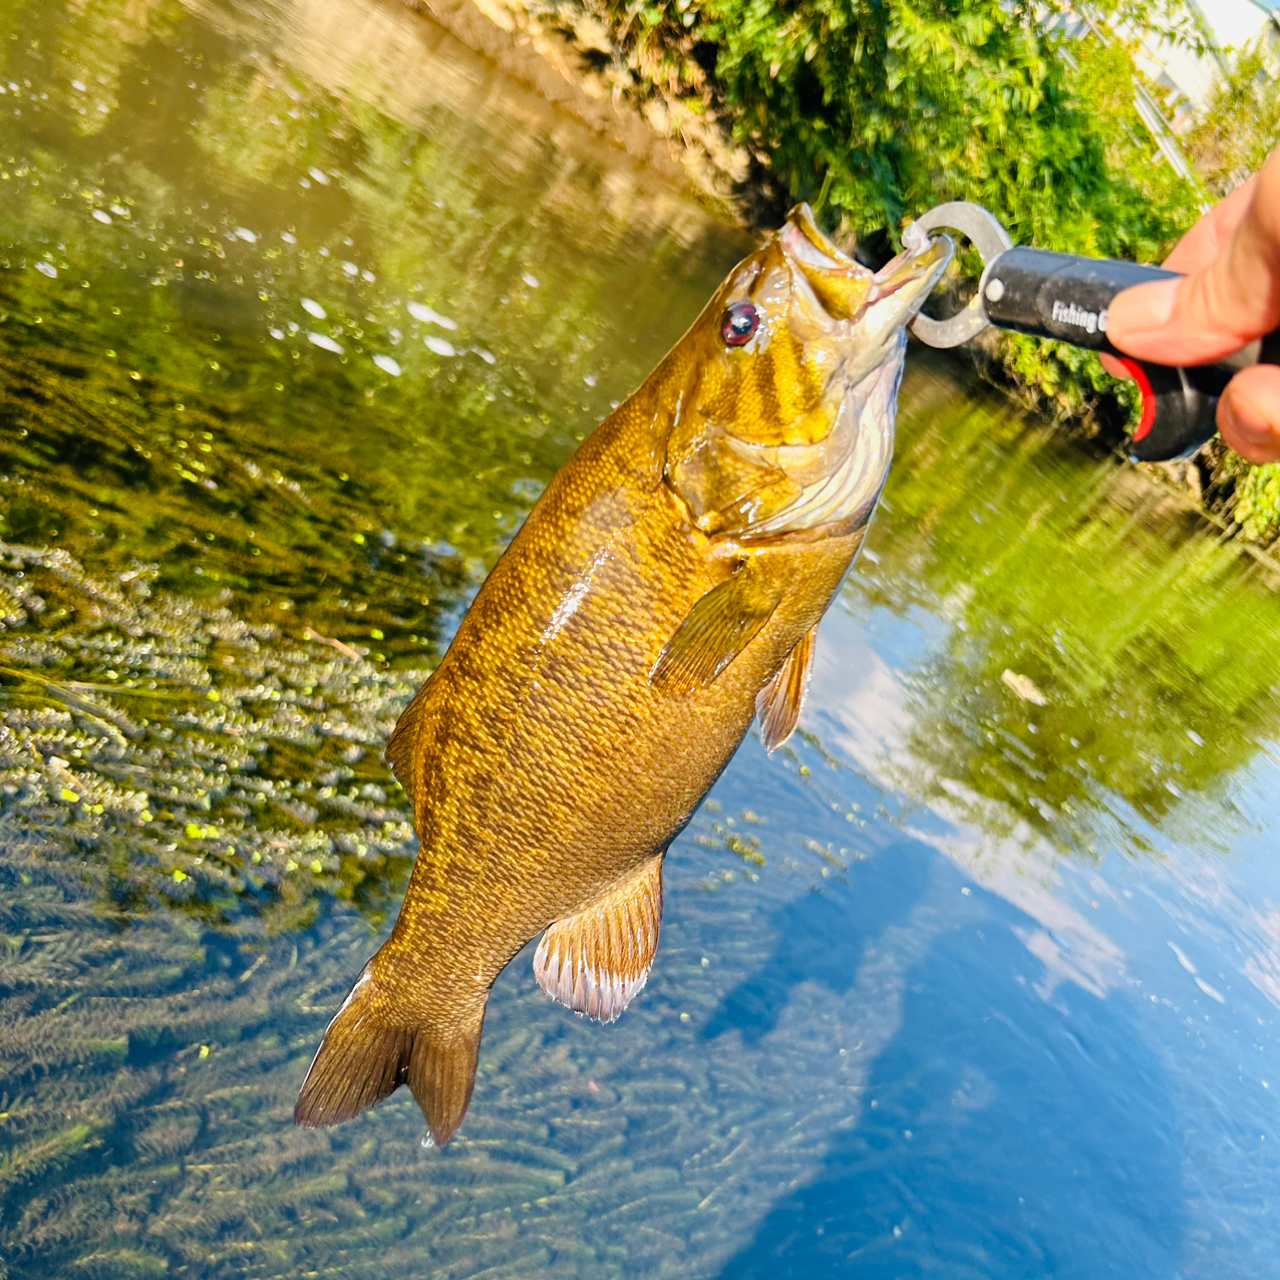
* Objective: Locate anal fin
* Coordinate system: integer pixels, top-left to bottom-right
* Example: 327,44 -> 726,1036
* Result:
533,854 -> 664,1023
650,566 -> 782,696
756,623 -> 817,752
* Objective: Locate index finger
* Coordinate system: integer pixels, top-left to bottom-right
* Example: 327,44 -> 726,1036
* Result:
1108,148 -> 1280,364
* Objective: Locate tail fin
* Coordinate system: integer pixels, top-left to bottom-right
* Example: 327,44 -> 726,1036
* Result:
293,967 -> 485,1147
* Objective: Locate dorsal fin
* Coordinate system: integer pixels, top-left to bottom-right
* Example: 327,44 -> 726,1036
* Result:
756,623 -> 817,752
650,566 -> 782,697
533,854 -> 664,1023
385,673 -> 435,810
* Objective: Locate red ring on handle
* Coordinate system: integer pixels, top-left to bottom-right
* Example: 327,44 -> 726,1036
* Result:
1121,358 -> 1157,442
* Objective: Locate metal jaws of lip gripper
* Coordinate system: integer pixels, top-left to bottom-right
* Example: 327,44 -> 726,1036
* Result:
905,202 -> 1014,349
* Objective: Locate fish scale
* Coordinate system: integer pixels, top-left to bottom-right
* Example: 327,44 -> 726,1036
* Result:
294,205 -> 951,1145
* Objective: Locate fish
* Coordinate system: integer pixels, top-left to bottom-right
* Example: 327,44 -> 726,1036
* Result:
294,205 -> 951,1145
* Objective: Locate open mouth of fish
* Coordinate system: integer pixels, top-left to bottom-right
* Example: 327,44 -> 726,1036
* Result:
725,209 -> 952,538
779,206 -> 952,336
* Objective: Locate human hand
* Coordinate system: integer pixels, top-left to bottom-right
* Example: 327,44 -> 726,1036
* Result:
1102,146 -> 1280,463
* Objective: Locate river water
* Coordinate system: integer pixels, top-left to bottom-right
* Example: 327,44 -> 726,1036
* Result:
1,0 -> 1279,1276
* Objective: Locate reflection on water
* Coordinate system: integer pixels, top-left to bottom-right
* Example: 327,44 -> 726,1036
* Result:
1,0 -> 1280,1276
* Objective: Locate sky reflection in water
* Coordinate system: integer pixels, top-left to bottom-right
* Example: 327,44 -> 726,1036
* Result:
0,0 -> 1279,1276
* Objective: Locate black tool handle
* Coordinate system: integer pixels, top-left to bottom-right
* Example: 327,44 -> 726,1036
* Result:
980,246 -> 1280,462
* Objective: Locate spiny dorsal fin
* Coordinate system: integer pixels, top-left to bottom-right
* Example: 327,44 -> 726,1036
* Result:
650,567 -> 782,696
533,854 -> 664,1023
756,623 -> 817,753
385,673 -> 434,810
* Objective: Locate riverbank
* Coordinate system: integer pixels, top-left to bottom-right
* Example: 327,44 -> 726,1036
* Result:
405,0 -> 1280,550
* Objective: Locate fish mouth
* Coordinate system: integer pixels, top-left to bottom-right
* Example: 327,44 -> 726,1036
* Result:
780,203 -> 952,332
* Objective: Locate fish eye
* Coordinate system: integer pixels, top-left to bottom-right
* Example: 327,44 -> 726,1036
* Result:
722,301 -> 759,348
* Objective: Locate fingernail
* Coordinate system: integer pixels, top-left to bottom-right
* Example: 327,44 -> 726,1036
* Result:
1110,278 -> 1181,336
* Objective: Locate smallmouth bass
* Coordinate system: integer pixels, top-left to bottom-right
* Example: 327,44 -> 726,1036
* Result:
295,206 -> 951,1144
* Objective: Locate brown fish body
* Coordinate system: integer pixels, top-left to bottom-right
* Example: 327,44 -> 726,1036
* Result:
295,208 -> 950,1144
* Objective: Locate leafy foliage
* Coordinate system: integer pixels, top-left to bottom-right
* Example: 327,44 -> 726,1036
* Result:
1187,30 -> 1280,197
595,0 -> 1201,250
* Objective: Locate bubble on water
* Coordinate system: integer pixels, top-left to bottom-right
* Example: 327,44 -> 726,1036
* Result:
583,374 -> 597,387
372,354 -> 401,377
280,230 -> 297,244
35,262 -> 57,278
268,328 -> 284,340
235,227 -> 257,243
1187,729 -> 1204,746
307,332 -> 344,355
424,336 -> 457,358
473,348 -> 496,365
407,302 -> 457,330
341,261 -> 359,278
521,272 -> 540,289
307,166 -> 331,185
110,204 -> 128,217
91,209 -> 112,224
301,298 -> 326,320
71,80 -> 87,92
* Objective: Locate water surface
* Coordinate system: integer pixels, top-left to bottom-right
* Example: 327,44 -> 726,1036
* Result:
1,0 -> 1279,1277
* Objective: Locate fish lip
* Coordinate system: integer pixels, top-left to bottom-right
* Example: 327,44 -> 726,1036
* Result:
779,204 -> 856,273
868,236 -> 952,307
779,203 -> 952,329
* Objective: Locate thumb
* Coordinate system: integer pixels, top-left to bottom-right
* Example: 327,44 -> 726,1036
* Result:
1107,148 -> 1280,365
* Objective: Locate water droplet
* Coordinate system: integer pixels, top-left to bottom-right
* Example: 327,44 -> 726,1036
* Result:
35,261 -> 57,278
424,336 -> 457,358
307,332 -> 344,355
522,272 -> 540,288
372,354 -> 401,377
301,298 -> 326,319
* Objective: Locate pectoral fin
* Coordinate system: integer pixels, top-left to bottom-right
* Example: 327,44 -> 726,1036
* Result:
650,567 -> 782,696
533,854 -> 664,1023
756,623 -> 817,752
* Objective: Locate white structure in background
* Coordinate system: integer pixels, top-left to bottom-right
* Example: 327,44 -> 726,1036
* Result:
1045,0 -> 1278,188
1132,0 -> 1279,124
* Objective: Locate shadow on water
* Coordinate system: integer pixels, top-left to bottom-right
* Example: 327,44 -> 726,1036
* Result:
709,832 -> 1182,1280
702,840 -> 931,1046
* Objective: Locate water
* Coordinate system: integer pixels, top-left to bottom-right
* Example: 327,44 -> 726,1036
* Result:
1,0 -> 1279,1276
